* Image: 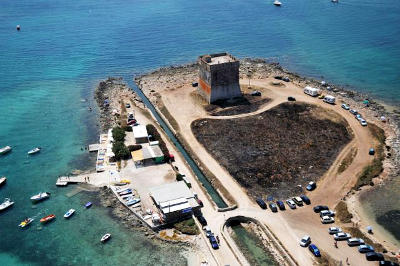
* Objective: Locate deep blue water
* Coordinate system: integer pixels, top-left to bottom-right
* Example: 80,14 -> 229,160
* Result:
0,0 -> 399,265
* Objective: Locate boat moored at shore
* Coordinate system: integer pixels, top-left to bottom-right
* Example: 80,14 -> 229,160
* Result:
101,233 -> 111,243
30,192 -> 51,203
0,198 -> 14,211
0,177 -> 6,187
0,146 -> 12,155
27,147 -> 41,155
19,218 -> 34,228
40,214 -> 56,223
64,209 -> 75,218
85,202 -> 92,208
274,0 -> 282,6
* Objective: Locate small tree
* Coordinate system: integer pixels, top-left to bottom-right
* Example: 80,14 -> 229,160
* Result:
246,70 -> 253,89
112,127 -> 126,142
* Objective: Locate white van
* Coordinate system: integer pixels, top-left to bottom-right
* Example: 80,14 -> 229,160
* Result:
323,95 -> 336,104
304,86 -> 320,97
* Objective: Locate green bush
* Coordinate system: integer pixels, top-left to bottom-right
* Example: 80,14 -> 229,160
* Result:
112,141 -> 130,160
128,144 -> 142,152
123,125 -> 133,132
173,218 -> 199,235
112,127 -> 126,142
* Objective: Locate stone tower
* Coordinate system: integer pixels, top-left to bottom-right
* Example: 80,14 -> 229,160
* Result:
198,52 -> 242,103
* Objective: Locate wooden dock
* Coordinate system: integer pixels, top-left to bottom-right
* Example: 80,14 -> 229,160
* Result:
56,176 -> 87,186
88,144 -> 101,152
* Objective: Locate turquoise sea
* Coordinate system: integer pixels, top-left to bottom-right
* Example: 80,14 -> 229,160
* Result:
0,0 -> 399,265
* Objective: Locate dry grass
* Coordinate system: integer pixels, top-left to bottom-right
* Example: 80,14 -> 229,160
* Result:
338,147 -> 358,174
334,201 -> 353,223
315,250 -> 341,265
353,123 -> 385,189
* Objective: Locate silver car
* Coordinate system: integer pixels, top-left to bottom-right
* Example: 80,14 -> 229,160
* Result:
300,235 -> 311,247
334,232 -> 351,240
328,227 -> 342,235
347,238 -> 365,246
321,216 -> 335,224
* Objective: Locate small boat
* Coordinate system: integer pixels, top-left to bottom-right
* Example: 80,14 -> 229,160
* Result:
85,202 -> 92,208
27,147 -> 41,155
126,198 -> 141,206
332,0 -> 338,2
0,146 -> 12,155
19,218 -> 34,228
0,176 -> 6,186
274,0 -> 282,6
101,233 -> 111,243
40,214 -> 56,223
118,189 -> 132,196
64,209 -> 75,218
0,198 -> 14,211
30,192 -> 51,203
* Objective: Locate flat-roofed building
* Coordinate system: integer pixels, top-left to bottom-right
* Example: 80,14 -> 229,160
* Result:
149,181 -> 200,223
132,125 -> 148,143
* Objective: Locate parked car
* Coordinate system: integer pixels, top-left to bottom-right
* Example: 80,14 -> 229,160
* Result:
365,252 -> 384,261
347,238 -> 365,246
379,261 -> 400,266
292,197 -> 304,206
286,199 -> 297,209
288,96 -> 296,101
251,90 -> 262,96
321,216 -> 335,224
300,195 -> 311,205
313,205 -> 329,213
282,77 -> 290,82
197,215 -> 207,226
355,114 -> 362,120
274,76 -> 283,80
299,235 -> 311,247
308,244 -> 321,257
341,104 -> 350,110
125,103 -> 131,108
209,235 -> 219,249
256,198 -> 267,209
306,181 -> 316,191
358,244 -> 374,253
204,226 -> 212,238
319,210 -> 335,218
269,203 -> 278,212
369,148 -> 375,155
328,227 -> 342,235
334,232 -> 351,241
360,119 -> 368,126
350,109 -> 358,115
276,200 -> 286,210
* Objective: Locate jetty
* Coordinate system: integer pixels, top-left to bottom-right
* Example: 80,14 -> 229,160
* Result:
56,176 -> 86,186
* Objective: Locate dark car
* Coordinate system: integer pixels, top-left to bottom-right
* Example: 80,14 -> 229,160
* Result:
288,96 -> 296,101
209,235 -> 219,249
197,215 -> 207,226
300,195 -> 311,205
313,205 -> 329,213
306,181 -> 316,191
192,82 -> 198,87
308,244 -> 321,257
276,200 -> 286,210
251,90 -> 262,96
369,148 -> 375,155
269,203 -> 278,212
379,261 -> 399,266
282,77 -> 290,82
366,252 -> 384,261
256,198 -> 267,209
274,76 -> 283,80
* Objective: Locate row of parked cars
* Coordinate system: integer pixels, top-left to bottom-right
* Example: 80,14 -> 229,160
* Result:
203,226 -> 219,250
256,195 -> 311,211
341,104 -> 368,126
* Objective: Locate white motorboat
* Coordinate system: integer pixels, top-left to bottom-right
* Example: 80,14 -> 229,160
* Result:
274,0 -> 282,6
332,0 -> 338,2
30,192 -> 51,202
0,198 -> 14,211
0,176 -> 6,186
27,147 -> 41,155
19,217 -> 34,228
64,209 -> 76,218
101,233 -> 111,243
126,198 -> 141,206
0,146 -> 12,155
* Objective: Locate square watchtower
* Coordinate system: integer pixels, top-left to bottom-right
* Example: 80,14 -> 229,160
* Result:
198,52 -> 242,103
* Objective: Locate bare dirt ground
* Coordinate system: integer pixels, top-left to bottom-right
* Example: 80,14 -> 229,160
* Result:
192,102 -> 352,199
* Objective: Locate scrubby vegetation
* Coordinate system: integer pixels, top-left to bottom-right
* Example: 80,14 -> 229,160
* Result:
334,201 -> 353,223
338,147 -> 357,174
353,123 -> 385,189
128,144 -> 142,152
192,103 -> 352,198
146,124 -> 169,156
173,218 -> 199,235
111,126 -> 131,161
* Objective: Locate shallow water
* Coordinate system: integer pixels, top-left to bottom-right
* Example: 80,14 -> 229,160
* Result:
1,0 -> 400,264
